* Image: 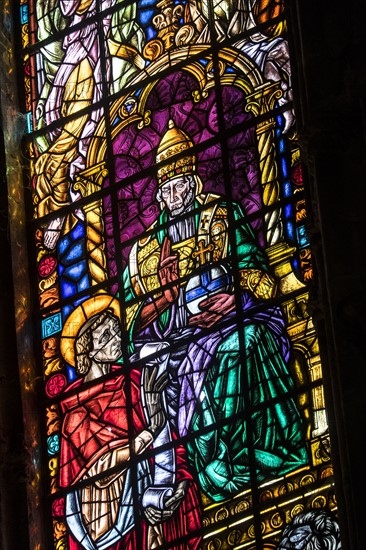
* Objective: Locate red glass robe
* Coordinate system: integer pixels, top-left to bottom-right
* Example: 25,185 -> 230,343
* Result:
59,368 -> 202,549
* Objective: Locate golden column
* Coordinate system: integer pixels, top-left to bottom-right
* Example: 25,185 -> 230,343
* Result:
246,82 -> 305,294
246,83 -> 329,454
73,162 -> 109,286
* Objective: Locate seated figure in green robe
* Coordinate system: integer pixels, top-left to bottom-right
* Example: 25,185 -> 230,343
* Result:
123,120 -> 308,502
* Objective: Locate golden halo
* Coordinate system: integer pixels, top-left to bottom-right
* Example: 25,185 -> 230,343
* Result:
60,294 -> 121,367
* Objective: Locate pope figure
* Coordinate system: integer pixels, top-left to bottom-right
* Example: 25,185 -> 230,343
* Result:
123,120 -> 308,502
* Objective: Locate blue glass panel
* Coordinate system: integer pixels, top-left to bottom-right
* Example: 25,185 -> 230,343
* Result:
47,433 -> 60,456
66,365 -> 77,382
70,222 -> 85,241
296,225 -> 310,248
20,4 -> 28,24
58,236 -> 70,256
60,242 -> 84,265
79,274 -> 89,291
61,280 -> 76,298
65,262 -> 86,282
42,312 -> 62,339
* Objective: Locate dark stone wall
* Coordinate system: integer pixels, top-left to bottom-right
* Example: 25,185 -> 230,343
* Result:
288,2 -> 366,549
0,115 -> 29,549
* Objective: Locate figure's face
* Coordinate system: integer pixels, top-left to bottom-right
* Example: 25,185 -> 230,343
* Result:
160,176 -> 192,215
90,314 -> 122,363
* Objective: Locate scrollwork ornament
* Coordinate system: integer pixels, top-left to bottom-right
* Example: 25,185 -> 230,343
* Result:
227,529 -> 242,546
202,516 -> 210,528
235,500 -> 250,514
143,39 -> 164,61
290,503 -> 305,518
43,336 -> 57,359
300,474 -> 315,486
137,110 -> 152,129
207,539 -> 221,550
46,404 -> 60,435
311,495 -> 327,509
245,82 -> 283,121
96,168 -> 109,188
39,270 -> 57,292
248,522 -> 265,538
55,535 -> 67,549
21,24 -> 29,48
248,524 -> 255,539
320,466 -> 333,479
175,24 -> 195,46
278,481 -> 294,495
206,59 -> 226,80
49,456 -> 58,477
192,89 -> 203,103
153,3 -> 183,31
259,489 -> 273,502
214,507 -> 229,522
270,512 -> 283,529
268,87 -> 283,110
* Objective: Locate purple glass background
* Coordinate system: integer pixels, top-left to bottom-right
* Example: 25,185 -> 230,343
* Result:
104,70 -> 264,277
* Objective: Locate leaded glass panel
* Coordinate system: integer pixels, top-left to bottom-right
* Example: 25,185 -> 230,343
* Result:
19,0 -> 341,547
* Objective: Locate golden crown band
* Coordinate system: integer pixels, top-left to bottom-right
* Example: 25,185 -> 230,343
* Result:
157,158 -> 196,186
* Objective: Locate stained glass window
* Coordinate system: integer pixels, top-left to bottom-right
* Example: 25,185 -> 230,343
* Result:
19,0 -> 342,547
